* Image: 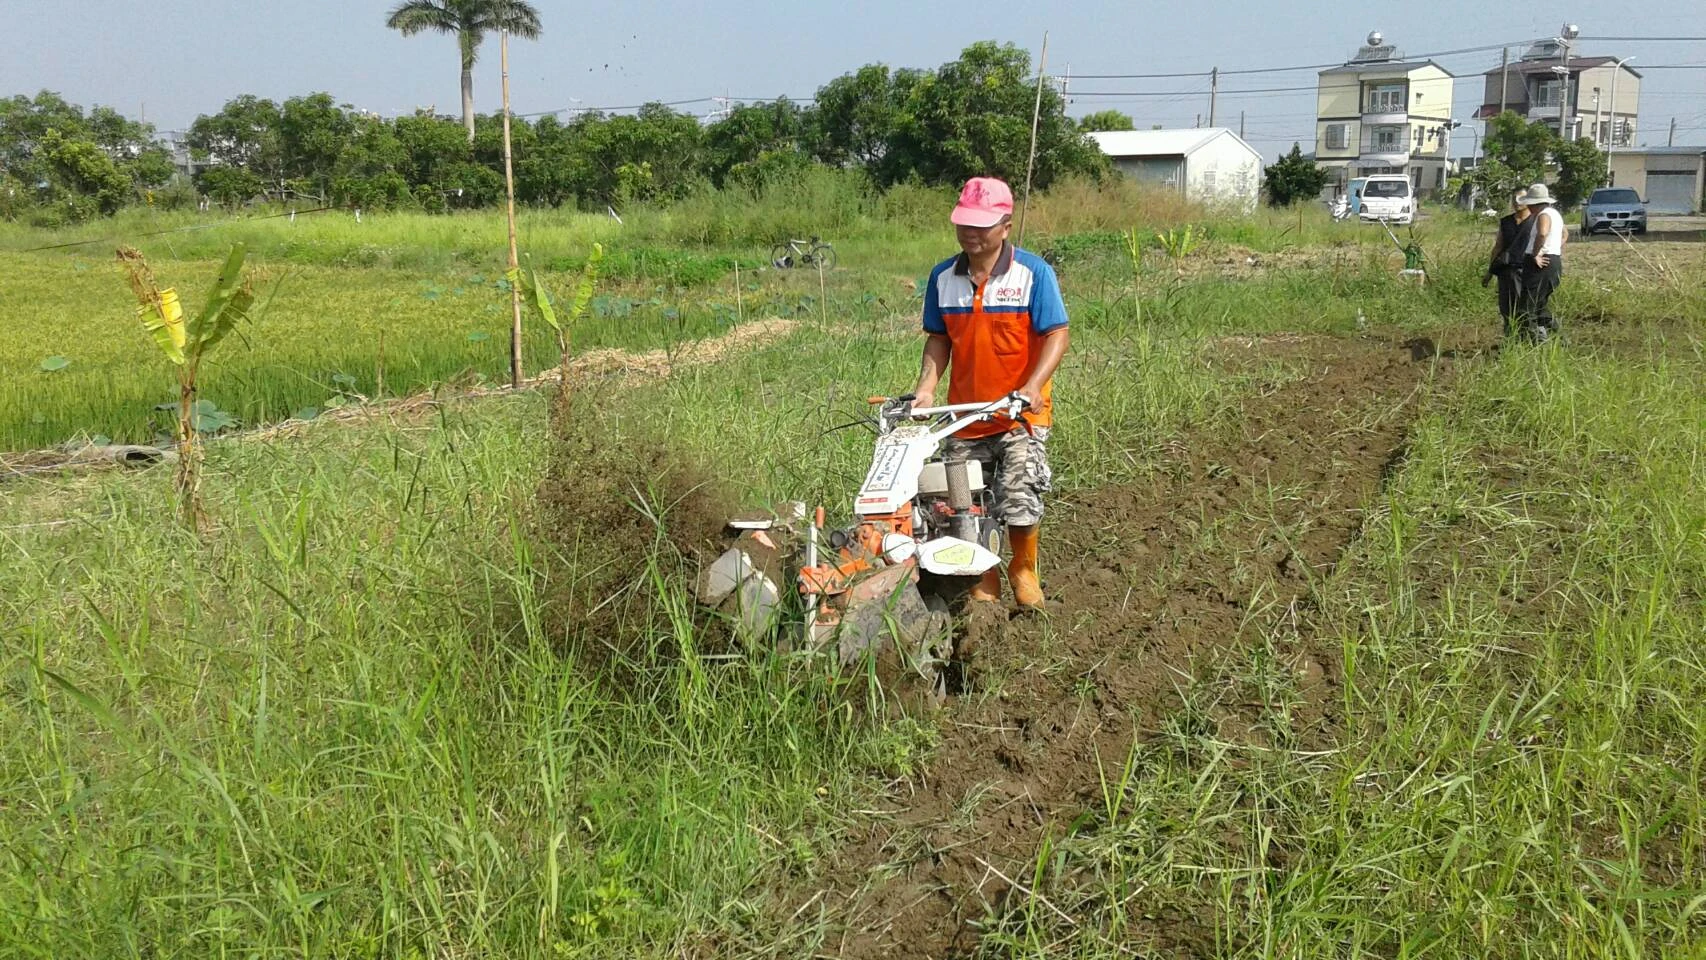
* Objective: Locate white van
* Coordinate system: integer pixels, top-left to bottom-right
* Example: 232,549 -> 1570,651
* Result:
1357,174 -> 1415,224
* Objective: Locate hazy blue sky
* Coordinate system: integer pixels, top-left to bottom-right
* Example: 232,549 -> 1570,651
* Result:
2,0 -> 1702,158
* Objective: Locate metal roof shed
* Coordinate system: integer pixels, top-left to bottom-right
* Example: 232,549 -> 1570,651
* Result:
1088,128 -> 1264,210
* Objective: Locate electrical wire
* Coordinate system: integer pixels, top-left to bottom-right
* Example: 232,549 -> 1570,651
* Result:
517,95 -> 816,118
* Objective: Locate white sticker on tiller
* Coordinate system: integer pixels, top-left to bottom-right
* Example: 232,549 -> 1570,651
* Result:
862,442 -> 907,493
916,537 -> 1001,577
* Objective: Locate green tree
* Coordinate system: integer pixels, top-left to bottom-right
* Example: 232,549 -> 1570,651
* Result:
384,0 -> 542,142
1551,137 -> 1607,209
0,91 -> 85,176
392,110 -> 473,188
197,166 -> 266,209
878,41 -> 1103,189
703,99 -> 809,187
515,113 -> 579,206
0,92 -> 170,214
188,95 -> 285,192
1262,143 -> 1330,207
1078,110 -> 1135,132
332,112 -> 414,208
563,105 -> 705,205
41,129 -> 131,218
278,93 -> 356,200
1467,111 -> 1555,202
809,64 -> 917,167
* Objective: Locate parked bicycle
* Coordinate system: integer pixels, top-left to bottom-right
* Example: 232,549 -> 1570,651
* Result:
769,236 -> 837,271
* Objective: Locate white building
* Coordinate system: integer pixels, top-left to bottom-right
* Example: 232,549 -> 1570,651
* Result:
1088,128 -> 1263,210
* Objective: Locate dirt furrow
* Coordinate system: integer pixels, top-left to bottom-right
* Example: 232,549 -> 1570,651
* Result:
814,335 -> 1445,959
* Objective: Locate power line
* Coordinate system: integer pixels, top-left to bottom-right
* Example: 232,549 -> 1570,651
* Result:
1071,84 -> 1319,97
516,95 -> 816,118
1068,40 -> 1530,80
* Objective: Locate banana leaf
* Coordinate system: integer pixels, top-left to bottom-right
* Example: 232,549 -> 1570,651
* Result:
186,244 -> 252,354
562,243 -> 604,327
513,261 -> 557,333
139,287 -> 187,365
517,245 -> 604,334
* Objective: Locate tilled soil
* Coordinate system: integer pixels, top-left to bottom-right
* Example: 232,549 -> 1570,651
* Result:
808,334 -> 1445,959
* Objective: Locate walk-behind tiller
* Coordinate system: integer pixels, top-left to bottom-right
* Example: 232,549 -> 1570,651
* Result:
696,393 -> 1030,691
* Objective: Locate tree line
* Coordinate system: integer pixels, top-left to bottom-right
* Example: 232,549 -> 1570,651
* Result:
1,41 -> 1107,224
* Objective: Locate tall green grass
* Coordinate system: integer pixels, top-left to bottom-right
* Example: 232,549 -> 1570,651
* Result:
0,396 -> 900,958
4,196 -> 1701,958
1,207 -> 1490,453
1,237 -> 1281,956
983,328 -> 1706,958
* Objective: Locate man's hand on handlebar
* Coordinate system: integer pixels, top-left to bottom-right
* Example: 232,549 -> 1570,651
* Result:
882,393 -> 918,420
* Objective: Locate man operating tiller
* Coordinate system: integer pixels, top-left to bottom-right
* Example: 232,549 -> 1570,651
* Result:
911,176 -> 1070,611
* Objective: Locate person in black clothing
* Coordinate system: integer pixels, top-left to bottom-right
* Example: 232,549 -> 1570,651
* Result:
1482,190 -> 1533,337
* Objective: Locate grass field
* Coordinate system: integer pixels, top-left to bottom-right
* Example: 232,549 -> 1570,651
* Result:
3,184 -> 1703,958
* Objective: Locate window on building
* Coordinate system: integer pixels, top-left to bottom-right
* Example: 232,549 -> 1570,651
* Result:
1369,125 -> 1405,152
1325,123 -> 1349,150
1366,83 -> 1406,113
1435,168 -> 1445,188
1532,79 -> 1562,108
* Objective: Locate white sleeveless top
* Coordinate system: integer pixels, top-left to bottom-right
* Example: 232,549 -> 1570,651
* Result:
1528,206 -> 1565,257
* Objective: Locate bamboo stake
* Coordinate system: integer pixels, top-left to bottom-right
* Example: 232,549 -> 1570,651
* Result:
500,29 -> 524,389
1016,32 -> 1050,248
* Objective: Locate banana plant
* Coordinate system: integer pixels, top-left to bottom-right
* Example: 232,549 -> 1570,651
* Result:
1156,224 -> 1199,261
511,243 -> 603,403
117,244 -> 257,528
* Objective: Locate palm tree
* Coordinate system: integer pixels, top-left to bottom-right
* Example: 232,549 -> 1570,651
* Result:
385,0 -> 543,142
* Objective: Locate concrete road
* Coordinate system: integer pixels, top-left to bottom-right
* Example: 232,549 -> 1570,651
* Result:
1577,215 -> 1706,241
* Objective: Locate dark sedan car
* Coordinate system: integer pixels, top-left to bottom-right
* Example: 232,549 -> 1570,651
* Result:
1581,187 -> 1648,235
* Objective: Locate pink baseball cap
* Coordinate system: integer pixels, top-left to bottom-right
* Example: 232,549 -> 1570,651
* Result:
950,177 -> 1014,227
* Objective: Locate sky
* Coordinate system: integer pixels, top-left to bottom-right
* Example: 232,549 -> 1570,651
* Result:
2,0 -> 1703,160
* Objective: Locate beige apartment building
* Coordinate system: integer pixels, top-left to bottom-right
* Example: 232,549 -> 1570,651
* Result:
1314,34 -> 1456,196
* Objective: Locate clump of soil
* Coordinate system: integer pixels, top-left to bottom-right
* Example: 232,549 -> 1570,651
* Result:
533,387 -> 737,670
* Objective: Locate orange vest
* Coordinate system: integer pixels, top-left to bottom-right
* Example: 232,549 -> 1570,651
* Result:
922,244 -> 1068,439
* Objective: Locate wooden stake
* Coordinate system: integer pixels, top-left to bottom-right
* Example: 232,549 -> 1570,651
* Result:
817,258 -> 828,330
734,261 -> 744,324
1016,32 -> 1049,248
500,29 -> 524,389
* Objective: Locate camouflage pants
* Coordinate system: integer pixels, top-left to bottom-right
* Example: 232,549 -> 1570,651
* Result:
941,425 -> 1053,527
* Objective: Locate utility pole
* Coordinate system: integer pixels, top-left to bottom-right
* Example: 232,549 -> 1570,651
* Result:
1016,31 -> 1049,247
1195,113 -> 1201,128
1209,67 -> 1218,127
1498,47 -> 1509,115
1608,57 -> 1633,159
500,29 -> 524,389
1669,117 -> 1677,146
1559,23 -> 1579,141
1239,110 -> 1245,139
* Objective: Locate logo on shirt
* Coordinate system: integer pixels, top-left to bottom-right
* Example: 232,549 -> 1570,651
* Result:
985,285 -> 1028,307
